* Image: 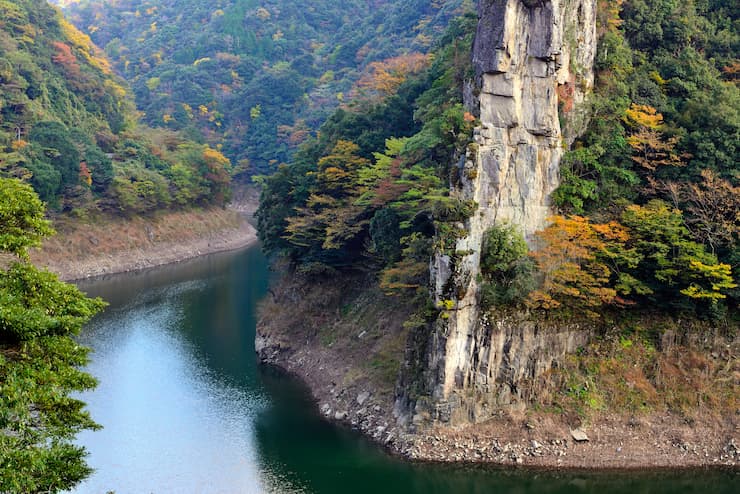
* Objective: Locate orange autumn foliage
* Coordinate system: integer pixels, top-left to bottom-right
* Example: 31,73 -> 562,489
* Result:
78,161 -> 92,187
51,41 -> 81,79
355,53 -> 430,99
527,215 -> 628,317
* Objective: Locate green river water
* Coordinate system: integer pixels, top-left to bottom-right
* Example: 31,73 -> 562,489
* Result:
69,245 -> 736,493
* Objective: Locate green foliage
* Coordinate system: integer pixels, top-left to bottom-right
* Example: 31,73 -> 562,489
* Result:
370,208 -> 403,263
26,160 -> 63,206
108,163 -> 170,215
0,262 -> 104,342
556,0 -> 739,216
480,258 -> 536,308
0,335 -> 100,493
82,144 -> 113,193
256,11 -> 477,283
28,121 -> 81,191
620,200 -> 736,306
0,177 -> 104,492
0,0 -> 131,204
379,233 -> 434,295
59,0 -> 465,175
552,147 -> 604,214
479,224 -> 533,308
0,1 -> 233,215
0,178 -> 54,259
480,224 -> 528,275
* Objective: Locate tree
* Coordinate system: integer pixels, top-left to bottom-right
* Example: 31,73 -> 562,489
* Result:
285,140 -> 371,255
479,224 -> 534,307
354,53 -> 430,101
28,122 -> 81,192
369,207 -> 402,263
0,178 -> 105,492
379,232 -> 433,294
0,178 -> 54,259
620,200 -> 736,304
527,215 -> 629,317
82,145 -> 113,193
480,224 -> 528,276
623,104 -> 688,195
51,41 -> 81,81
674,169 -> 739,254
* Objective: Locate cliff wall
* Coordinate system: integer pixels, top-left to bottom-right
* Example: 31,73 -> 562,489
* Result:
399,0 -> 597,427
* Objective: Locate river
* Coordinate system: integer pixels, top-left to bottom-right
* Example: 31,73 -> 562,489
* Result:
70,245 -> 736,493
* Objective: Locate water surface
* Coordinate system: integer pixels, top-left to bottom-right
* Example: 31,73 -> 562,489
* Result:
71,246 -> 737,493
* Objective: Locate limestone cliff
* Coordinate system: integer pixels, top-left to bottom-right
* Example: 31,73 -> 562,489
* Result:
398,0 -> 597,426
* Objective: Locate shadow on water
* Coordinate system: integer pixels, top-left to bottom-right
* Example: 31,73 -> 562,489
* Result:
70,245 -> 738,494
255,365 -> 738,494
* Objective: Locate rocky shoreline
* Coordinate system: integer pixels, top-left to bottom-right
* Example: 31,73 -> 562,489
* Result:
256,326 -> 738,470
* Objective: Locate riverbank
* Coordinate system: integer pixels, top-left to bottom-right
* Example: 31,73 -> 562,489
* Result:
256,272 -> 738,469
31,204 -> 257,282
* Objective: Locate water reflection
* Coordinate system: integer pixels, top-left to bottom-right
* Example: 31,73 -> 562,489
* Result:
70,247 -> 296,493
69,246 -> 738,494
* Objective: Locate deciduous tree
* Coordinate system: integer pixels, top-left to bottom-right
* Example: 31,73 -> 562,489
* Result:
527,215 -> 629,317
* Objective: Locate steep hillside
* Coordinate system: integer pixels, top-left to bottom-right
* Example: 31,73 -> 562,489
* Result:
55,0 -> 468,174
258,0 -> 738,322
0,0 -> 130,192
256,0 -> 738,466
1,0 -> 232,215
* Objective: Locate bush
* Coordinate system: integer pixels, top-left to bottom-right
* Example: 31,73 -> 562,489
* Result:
480,257 -> 536,308
479,224 -> 533,307
480,224 -> 528,276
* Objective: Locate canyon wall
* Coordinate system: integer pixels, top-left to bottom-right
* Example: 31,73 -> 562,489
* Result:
398,0 -> 597,426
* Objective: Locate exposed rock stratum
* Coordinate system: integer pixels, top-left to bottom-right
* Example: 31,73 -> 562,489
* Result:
399,0 -> 597,427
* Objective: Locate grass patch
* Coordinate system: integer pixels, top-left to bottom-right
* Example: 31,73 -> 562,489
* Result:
546,326 -> 737,420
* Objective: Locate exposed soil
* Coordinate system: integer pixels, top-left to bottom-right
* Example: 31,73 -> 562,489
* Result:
257,273 -> 739,470
31,196 -> 258,281
256,271 -> 417,449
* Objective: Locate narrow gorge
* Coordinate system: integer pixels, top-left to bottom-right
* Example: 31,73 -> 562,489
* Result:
4,1 -> 737,488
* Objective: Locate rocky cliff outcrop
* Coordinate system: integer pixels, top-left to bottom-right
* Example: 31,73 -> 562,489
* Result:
398,0 -> 597,427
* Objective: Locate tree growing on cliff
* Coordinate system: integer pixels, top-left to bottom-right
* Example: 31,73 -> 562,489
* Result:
479,224 -> 534,307
0,178 -> 105,493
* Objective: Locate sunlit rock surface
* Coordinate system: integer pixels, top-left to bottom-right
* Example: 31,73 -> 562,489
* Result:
399,0 -> 597,427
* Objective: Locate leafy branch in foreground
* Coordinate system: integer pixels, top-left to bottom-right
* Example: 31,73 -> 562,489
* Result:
0,178 -> 105,493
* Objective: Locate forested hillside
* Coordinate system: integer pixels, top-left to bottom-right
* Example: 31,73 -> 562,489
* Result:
1,0 -> 232,215
258,0 -> 738,321
544,0 -> 739,318
55,0 -> 468,174
257,10 -> 476,283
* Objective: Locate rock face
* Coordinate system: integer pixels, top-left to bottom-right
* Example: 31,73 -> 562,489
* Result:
397,0 -> 597,427
467,0 -> 596,240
